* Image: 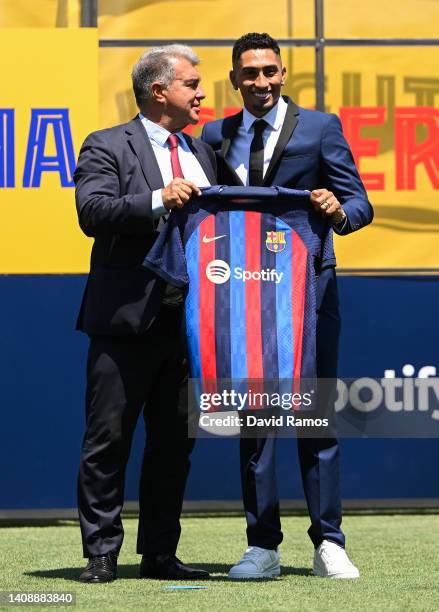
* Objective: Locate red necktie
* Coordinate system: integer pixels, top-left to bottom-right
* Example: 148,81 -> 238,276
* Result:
167,134 -> 184,179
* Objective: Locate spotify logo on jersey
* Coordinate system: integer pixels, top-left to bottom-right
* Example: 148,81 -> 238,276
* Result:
206,260 -> 284,285
205,260 -> 231,284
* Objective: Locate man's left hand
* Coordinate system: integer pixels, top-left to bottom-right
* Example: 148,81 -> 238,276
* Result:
310,189 -> 346,225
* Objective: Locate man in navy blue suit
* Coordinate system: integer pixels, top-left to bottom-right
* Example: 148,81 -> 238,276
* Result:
202,32 -> 373,579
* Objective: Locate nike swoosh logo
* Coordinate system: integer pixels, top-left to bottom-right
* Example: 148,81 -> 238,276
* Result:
202,234 -> 226,243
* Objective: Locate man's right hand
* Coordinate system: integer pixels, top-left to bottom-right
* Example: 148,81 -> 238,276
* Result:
161,178 -> 202,210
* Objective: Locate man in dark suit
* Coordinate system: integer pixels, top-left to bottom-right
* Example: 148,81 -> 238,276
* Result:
202,32 -> 373,579
75,45 -> 216,583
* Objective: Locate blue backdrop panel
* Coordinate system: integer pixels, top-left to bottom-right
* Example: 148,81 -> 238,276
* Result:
0,275 -> 88,508
0,274 -> 438,508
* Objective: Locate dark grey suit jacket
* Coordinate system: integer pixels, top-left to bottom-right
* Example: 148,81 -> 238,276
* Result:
74,116 -> 217,336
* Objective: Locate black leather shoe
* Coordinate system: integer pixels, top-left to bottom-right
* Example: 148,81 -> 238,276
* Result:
139,554 -> 209,579
79,552 -> 118,583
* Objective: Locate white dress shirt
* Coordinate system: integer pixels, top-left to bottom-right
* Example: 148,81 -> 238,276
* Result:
139,114 -> 210,218
226,99 -> 347,229
227,96 -> 288,186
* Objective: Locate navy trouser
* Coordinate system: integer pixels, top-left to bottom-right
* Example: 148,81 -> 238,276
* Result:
240,267 -> 345,550
77,305 -> 194,558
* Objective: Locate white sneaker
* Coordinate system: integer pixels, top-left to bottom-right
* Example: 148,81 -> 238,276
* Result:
228,546 -> 280,579
313,540 -> 360,579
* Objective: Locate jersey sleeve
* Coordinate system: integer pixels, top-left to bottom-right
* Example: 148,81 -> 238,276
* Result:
142,209 -> 189,288
320,225 -> 337,270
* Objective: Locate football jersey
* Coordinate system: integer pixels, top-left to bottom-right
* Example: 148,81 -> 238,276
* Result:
144,186 -> 335,398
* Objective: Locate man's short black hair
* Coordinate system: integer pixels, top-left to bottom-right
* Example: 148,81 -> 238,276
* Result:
232,32 -> 281,65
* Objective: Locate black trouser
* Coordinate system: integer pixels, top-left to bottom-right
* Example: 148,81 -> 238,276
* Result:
77,306 -> 194,558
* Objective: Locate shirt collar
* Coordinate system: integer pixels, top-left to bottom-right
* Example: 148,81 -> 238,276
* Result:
138,113 -> 186,148
242,96 -> 288,133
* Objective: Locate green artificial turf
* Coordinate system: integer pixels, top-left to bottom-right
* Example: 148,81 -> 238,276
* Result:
0,514 -> 438,611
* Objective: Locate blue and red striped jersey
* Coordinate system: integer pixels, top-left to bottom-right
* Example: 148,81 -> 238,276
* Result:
144,186 -> 335,389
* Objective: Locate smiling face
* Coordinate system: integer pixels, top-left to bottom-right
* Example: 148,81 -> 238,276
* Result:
230,48 -> 286,117
160,57 -> 205,131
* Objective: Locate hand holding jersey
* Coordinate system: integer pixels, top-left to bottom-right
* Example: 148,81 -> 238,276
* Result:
162,178 -> 202,209
310,189 -> 347,225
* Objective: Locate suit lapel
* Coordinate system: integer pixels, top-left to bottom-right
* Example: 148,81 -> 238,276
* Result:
220,111 -> 243,158
217,111 -> 245,186
182,134 -> 217,185
263,97 -> 300,186
125,117 -> 165,190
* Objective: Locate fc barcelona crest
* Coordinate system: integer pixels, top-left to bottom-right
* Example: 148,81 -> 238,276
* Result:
265,231 -> 286,253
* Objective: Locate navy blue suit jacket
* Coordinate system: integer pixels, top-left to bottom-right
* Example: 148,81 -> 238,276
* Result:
74,116 -> 217,336
201,97 -> 373,378
201,97 -> 373,236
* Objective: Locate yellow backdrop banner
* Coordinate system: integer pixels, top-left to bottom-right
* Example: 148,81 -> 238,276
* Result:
2,18 -> 439,272
0,29 -> 98,273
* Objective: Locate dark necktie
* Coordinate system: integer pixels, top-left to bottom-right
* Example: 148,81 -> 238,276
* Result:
167,133 -> 184,179
248,119 -> 267,186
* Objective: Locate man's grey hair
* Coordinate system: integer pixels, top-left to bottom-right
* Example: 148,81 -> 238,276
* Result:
132,44 -> 200,107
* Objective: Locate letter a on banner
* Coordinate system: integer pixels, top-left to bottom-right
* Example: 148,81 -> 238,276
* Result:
0,109 -> 15,188
23,109 -> 76,187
